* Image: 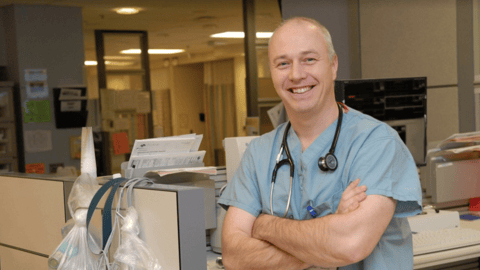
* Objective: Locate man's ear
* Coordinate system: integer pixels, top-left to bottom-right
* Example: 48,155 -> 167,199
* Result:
331,54 -> 338,81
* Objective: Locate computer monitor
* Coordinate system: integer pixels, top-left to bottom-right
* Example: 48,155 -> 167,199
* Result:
335,77 -> 427,166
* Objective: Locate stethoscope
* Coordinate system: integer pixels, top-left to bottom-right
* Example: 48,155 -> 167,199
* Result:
270,102 -> 344,218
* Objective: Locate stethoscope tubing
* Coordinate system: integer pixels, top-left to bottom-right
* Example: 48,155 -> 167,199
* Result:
270,103 -> 343,218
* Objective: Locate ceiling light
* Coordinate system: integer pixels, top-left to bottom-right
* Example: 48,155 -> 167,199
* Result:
84,61 -> 97,66
104,56 -> 135,60
105,61 -> 134,66
210,31 -> 273,38
114,7 -> 141,15
120,49 -> 185,54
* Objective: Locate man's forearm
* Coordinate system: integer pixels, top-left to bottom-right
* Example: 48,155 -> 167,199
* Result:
252,196 -> 396,267
253,213 -> 354,268
222,230 -> 311,270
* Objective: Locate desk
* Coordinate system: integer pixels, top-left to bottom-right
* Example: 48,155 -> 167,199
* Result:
413,218 -> 480,269
0,173 -> 207,270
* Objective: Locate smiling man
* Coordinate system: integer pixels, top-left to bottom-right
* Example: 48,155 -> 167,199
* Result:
218,17 -> 422,269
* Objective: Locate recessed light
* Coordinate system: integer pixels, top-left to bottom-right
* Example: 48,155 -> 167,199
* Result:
210,31 -> 273,38
114,7 -> 142,15
84,61 -> 97,66
120,49 -> 185,54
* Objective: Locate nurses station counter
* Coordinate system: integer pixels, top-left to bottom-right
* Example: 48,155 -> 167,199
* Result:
0,172 -> 210,270
3,172 -> 480,270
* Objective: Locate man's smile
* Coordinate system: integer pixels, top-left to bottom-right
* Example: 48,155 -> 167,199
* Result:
289,86 -> 314,94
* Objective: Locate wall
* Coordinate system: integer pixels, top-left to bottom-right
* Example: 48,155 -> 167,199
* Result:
280,0 -> 473,145
359,0 -> 459,143
234,56 -> 247,137
1,5 -> 85,173
171,63 -> 205,136
0,9 -> 6,67
281,0 -> 360,80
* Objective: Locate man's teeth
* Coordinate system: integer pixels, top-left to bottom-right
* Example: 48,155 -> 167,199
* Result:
291,86 -> 312,94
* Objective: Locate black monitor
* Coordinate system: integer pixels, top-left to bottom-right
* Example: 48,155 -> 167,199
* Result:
335,77 -> 427,166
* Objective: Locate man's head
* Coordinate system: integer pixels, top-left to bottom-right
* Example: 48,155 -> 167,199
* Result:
268,17 -> 338,117
270,17 -> 336,63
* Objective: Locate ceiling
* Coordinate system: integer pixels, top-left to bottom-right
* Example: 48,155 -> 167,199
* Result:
1,0 -> 283,64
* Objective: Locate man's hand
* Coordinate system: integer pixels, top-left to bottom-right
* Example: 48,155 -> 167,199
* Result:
336,179 -> 367,214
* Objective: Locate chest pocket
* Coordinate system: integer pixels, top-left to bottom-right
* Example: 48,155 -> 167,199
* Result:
303,171 -> 346,219
309,190 -> 343,218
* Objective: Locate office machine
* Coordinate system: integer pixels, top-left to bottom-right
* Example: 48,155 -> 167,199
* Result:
223,136 -> 258,182
424,133 -> 480,206
335,77 -> 427,166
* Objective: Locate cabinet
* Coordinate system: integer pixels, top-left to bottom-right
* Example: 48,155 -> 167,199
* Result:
0,82 -> 17,172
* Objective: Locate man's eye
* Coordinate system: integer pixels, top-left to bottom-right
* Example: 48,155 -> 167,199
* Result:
305,58 -> 316,63
277,62 -> 289,67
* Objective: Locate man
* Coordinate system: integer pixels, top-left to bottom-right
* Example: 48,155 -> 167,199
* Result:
218,17 -> 422,269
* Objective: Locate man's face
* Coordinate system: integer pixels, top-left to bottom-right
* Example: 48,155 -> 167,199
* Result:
268,21 -> 338,116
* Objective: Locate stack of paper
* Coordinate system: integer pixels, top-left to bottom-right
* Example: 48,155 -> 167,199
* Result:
127,134 -> 204,170
210,167 -> 227,197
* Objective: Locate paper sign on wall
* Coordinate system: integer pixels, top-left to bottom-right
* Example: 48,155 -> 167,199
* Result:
25,69 -> 49,99
112,132 -> 130,155
24,130 -> 53,153
23,100 -> 52,123
26,163 -> 45,174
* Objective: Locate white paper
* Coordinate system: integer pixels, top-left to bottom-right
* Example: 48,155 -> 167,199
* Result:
25,69 -> 49,99
127,134 -> 206,173
267,102 -> 288,128
60,100 -> 81,112
172,133 -> 203,151
130,137 -> 195,157
81,127 -> 97,179
144,166 -> 217,177
128,151 -> 206,169
59,88 -> 87,100
24,130 -> 52,152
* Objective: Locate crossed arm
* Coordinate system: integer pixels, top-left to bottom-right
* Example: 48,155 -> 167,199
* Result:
221,179 -> 397,269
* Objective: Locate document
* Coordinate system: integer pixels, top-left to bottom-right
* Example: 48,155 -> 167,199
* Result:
129,151 -> 206,169
127,134 -> 205,170
144,166 -> 217,178
437,131 -> 480,150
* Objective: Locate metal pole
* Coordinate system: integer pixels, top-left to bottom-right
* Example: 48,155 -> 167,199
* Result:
243,0 -> 259,117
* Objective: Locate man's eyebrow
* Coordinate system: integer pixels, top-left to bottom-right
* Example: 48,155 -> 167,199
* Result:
300,50 -> 320,55
272,55 -> 287,62
272,51 -> 321,62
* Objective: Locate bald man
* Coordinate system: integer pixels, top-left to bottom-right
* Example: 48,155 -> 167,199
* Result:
218,17 -> 422,270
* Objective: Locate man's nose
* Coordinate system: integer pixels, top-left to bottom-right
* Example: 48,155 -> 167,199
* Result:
288,61 -> 306,82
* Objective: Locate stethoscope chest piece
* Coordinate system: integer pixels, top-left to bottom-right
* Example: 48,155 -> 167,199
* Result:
318,153 -> 338,171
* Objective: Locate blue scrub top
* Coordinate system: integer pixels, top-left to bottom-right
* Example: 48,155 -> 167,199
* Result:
218,107 -> 423,269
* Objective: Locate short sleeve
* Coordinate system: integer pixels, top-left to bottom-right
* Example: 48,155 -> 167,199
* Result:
348,135 -> 422,218
218,145 -> 263,217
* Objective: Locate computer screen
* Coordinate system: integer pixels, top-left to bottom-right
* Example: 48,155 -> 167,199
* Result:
335,77 -> 427,166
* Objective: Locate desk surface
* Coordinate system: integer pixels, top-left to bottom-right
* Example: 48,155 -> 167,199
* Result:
413,213 -> 480,269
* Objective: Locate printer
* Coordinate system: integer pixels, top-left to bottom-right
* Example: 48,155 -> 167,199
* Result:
424,132 -> 480,207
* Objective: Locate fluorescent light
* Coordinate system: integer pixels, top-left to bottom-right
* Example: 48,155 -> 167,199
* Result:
256,32 -> 273,38
105,61 -> 134,66
120,49 -> 185,54
104,56 -> 135,60
84,60 -> 135,66
114,7 -> 141,15
210,31 -> 273,38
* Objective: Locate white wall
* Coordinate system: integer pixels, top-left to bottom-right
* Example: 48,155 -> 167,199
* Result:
359,0 -> 459,143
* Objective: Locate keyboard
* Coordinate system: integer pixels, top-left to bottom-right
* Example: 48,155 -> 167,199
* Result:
413,227 -> 480,255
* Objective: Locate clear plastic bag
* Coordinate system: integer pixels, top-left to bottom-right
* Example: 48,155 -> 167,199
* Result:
48,173 -> 102,270
111,206 -> 162,270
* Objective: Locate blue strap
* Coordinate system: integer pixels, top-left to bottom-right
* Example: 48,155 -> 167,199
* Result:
86,177 -> 128,252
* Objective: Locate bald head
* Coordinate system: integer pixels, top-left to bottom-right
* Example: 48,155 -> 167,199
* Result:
269,17 -> 336,62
